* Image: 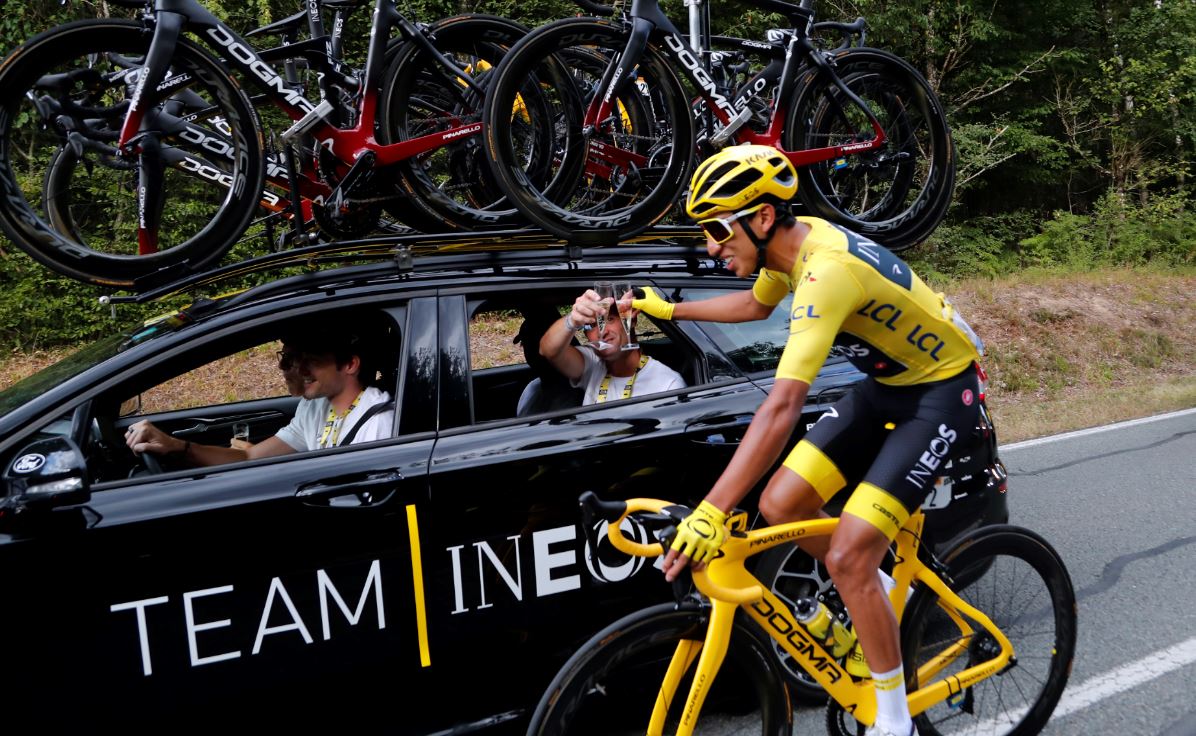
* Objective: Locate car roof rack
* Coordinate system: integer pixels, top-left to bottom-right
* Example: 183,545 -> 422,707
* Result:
105,226 -> 714,305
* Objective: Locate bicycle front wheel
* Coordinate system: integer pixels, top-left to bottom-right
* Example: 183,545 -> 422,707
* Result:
0,19 -> 264,288
527,603 -> 791,736
785,48 -> 954,251
901,525 -> 1077,736
483,18 -> 694,242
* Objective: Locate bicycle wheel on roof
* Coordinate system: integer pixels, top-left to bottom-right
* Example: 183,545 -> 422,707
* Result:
482,18 -> 694,243
0,19 -> 263,288
785,48 -> 954,252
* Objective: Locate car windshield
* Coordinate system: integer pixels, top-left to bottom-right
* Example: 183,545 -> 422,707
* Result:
0,313 -> 187,418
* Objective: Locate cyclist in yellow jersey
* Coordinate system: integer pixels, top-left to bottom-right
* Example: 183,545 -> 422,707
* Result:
630,144 -> 984,736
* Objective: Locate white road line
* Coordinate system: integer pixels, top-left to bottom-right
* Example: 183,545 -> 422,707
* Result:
953,636 -> 1196,734
1000,407 -> 1196,452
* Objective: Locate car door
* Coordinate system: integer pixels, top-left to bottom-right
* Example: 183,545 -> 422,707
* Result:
0,298 -> 441,729
416,284 -> 770,725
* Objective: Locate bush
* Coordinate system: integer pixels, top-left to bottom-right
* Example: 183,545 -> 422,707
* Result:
1019,191 -> 1196,270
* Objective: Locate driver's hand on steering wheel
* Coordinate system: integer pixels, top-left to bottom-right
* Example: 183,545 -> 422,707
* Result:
125,420 -> 183,456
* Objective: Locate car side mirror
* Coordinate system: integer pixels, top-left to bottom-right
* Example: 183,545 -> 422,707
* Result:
1,437 -> 91,517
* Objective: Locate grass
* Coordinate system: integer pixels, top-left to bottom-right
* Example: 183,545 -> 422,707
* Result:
2,267 -> 1193,443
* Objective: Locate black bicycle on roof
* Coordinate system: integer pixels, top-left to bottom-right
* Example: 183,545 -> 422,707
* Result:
0,0 -> 539,288
481,0 -> 955,250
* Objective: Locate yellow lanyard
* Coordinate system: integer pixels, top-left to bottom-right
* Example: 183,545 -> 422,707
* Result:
596,356 -> 650,404
317,391 -> 363,448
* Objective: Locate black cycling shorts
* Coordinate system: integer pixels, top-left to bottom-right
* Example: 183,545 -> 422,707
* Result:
781,366 -> 981,539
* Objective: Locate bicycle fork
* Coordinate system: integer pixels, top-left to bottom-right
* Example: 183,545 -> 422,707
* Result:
651,598 -> 737,736
118,11 -> 186,254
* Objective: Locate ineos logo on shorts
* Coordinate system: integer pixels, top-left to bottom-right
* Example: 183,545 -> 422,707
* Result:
12,453 -> 46,474
961,389 -> 974,406
905,423 -> 959,490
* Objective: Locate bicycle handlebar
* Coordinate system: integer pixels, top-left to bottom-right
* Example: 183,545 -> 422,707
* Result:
579,493 -> 765,604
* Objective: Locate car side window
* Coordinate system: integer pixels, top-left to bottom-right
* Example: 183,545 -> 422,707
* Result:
465,293 -> 692,423
88,307 -> 405,485
139,343 -> 288,414
680,288 -> 795,375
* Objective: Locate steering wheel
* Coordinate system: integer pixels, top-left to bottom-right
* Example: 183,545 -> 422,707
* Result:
137,449 -> 165,475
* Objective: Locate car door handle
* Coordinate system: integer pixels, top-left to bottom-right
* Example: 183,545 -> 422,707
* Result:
686,414 -> 754,432
686,414 -> 753,446
296,469 -> 403,507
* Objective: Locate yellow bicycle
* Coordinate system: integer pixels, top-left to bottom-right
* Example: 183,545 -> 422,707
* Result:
527,494 -> 1077,736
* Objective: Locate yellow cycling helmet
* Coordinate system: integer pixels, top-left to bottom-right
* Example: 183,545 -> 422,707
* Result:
686,144 -> 798,220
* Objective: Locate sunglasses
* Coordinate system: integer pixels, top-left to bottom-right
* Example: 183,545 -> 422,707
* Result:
696,203 -> 768,244
277,350 -> 328,371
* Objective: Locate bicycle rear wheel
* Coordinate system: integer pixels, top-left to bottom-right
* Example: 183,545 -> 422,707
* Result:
901,525 -> 1077,736
785,48 -> 954,252
483,18 -> 694,242
380,15 -> 533,232
0,19 -> 263,288
527,603 -> 791,736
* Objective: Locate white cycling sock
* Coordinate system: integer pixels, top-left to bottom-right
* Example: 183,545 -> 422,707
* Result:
872,664 -> 912,734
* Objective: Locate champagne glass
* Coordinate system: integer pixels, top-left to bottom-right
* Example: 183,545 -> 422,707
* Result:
231,422 -> 251,449
613,281 -> 638,350
593,281 -> 615,349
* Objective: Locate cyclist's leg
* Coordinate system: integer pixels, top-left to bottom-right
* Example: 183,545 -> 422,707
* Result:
831,368 -> 982,734
764,382 -> 884,560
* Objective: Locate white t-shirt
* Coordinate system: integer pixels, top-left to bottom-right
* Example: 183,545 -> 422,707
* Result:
275,386 -> 394,452
570,347 -> 685,405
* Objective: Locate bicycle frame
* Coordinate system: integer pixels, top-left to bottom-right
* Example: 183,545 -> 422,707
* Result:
604,499 -> 1015,736
117,0 -> 487,249
582,0 -> 886,172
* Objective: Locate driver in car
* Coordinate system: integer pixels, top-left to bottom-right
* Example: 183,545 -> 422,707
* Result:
125,323 -> 394,466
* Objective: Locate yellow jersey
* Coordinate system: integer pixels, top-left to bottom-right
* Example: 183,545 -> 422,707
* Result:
752,218 -> 982,386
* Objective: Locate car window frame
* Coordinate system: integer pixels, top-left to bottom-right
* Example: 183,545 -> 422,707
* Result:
55,297 -> 423,491
433,277 -> 750,434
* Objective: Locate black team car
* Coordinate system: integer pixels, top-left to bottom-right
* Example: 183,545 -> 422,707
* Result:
0,230 -> 1007,730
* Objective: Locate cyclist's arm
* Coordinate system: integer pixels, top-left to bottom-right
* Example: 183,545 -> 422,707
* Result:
671,289 -> 775,323
662,377 -> 809,580
703,376 -> 810,512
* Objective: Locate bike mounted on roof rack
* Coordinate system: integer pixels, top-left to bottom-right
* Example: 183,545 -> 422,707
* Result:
102,225 -> 714,305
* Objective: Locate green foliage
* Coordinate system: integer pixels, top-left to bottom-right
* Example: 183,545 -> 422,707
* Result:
1019,191 -> 1196,270
2,0 -> 1195,350
0,248 -> 165,350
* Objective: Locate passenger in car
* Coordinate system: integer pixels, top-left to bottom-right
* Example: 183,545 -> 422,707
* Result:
539,289 -> 685,405
514,307 -> 585,416
125,323 -> 395,465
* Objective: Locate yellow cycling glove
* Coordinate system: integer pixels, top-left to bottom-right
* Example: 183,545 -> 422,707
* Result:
670,500 -> 729,564
631,286 -> 675,321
